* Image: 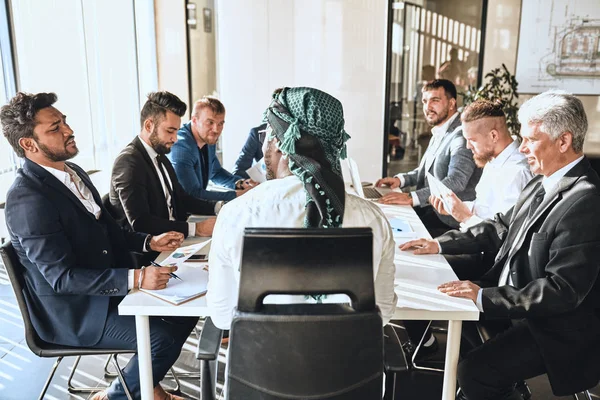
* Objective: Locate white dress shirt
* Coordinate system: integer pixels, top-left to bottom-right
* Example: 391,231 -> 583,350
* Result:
42,164 -> 102,218
460,140 -> 534,230
139,136 -> 196,237
206,175 -> 398,329
475,155 -> 585,311
395,112 -> 460,206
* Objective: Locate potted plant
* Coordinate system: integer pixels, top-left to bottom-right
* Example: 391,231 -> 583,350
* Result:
460,63 -> 521,137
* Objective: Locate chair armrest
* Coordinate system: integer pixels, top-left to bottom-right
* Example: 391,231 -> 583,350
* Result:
196,317 -> 223,361
383,325 -> 409,373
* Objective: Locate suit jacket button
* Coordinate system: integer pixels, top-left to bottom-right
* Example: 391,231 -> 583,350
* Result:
102,250 -> 108,255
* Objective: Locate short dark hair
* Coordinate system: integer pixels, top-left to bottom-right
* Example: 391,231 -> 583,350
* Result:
140,91 -> 187,128
422,79 -> 457,100
461,99 -> 506,123
192,96 -> 225,117
1,92 -> 57,158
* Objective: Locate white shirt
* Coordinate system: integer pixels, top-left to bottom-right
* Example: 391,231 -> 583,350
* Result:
476,155 -> 585,311
206,175 -> 398,329
41,164 -> 102,219
396,112 -> 460,206
460,140 -> 534,230
139,136 -> 196,237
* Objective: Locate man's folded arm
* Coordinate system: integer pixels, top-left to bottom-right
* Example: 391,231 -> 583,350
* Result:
438,135 -> 477,197
171,155 -> 236,201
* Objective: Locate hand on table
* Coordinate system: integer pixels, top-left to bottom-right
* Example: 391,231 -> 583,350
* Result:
438,280 -> 480,302
149,231 -> 184,252
379,192 -> 413,206
375,176 -> 401,189
399,238 -> 440,254
195,217 -> 217,237
135,265 -> 178,290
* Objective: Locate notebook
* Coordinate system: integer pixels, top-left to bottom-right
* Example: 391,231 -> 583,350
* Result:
140,263 -> 209,305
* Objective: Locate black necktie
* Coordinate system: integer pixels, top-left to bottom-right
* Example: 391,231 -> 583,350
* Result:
528,184 -> 546,218
156,155 -> 176,216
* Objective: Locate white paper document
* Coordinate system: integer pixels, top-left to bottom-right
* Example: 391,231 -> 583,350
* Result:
388,217 -> 416,239
160,240 -> 212,267
246,157 -> 267,183
140,262 -> 209,305
426,172 -> 453,212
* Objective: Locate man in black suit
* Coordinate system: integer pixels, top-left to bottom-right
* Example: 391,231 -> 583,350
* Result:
1,92 -> 195,400
401,90 -> 600,399
110,91 -> 218,249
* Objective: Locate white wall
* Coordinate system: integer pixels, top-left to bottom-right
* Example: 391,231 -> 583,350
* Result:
216,0 -> 389,181
10,0 -> 157,173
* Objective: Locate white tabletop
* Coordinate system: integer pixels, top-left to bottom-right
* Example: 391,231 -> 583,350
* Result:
120,206 -> 479,321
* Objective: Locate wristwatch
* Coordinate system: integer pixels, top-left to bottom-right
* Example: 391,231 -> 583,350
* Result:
144,234 -> 153,252
235,179 -> 245,190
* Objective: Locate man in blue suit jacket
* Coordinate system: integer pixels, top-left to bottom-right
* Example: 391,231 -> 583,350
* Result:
1,92 -> 195,400
168,96 -> 256,201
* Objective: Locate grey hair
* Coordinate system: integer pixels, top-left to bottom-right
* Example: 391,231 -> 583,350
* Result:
517,90 -> 587,153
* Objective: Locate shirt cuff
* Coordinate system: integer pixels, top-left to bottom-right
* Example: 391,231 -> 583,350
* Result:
128,269 -> 135,290
394,174 -> 406,187
475,288 -> 484,312
410,192 -> 420,207
434,239 -> 442,253
189,223 -> 196,237
214,200 -> 225,215
460,215 -> 484,232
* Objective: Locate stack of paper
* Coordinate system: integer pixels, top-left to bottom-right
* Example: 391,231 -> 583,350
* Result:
140,263 -> 209,305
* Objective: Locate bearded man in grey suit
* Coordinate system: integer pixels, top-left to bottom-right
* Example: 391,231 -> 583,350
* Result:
377,79 -> 481,235
402,90 -> 600,399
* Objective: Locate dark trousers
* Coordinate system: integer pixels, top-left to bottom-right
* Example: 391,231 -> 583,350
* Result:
94,300 -> 198,400
459,320 -> 546,400
415,206 -> 454,237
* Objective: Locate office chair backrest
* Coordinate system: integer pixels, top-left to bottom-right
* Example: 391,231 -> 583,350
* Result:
0,241 -> 46,356
237,227 -> 375,312
228,227 -> 383,400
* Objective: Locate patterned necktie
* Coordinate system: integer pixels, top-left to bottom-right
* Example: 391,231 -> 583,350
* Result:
528,185 -> 546,219
156,154 -> 176,217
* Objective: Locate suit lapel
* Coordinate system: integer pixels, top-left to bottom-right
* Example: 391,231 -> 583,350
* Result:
424,114 -> 462,173
23,159 -> 97,220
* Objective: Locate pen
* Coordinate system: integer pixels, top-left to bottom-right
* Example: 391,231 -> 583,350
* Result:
150,261 -> 183,281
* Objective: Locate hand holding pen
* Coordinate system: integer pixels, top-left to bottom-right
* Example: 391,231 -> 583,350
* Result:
150,261 -> 183,281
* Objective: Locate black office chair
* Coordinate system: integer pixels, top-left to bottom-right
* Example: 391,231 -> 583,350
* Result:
0,240 -> 135,400
197,227 -> 408,399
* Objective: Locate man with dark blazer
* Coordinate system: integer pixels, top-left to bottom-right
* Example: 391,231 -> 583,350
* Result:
110,91 -> 218,247
232,122 -> 267,178
376,79 -> 481,235
1,92 -> 194,400
401,90 -> 600,399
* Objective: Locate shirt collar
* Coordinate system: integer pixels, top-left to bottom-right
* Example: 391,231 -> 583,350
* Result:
431,112 -> 459,137
139,135 -> 159,160
41,163 -> 80,185
541,155 -> 584,194
488,140 -> 520,167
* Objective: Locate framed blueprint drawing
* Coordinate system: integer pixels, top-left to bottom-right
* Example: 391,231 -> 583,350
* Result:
515,0 -> 600,94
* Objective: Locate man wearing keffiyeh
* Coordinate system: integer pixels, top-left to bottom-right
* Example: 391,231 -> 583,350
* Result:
206,87 -> 397,331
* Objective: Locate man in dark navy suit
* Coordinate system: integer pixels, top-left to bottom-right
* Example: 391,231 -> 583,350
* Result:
1,92 -> 195,400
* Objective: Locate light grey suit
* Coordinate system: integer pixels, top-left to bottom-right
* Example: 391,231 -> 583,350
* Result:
401,114 -> 481,227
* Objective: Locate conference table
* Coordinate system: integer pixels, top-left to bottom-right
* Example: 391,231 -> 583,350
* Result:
119,204 -> 480,400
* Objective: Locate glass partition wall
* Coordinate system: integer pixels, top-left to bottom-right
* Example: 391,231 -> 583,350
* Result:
384,0 -> 487,177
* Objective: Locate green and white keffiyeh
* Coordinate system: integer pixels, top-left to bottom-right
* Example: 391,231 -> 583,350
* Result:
263,87 -> 351,228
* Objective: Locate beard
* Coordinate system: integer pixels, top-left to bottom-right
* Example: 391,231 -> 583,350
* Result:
36,136 -> 78,162
149,126 -> 171,155
473,149 -> 495,167
425,108 -> 449,126
264,140 -> 278,180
